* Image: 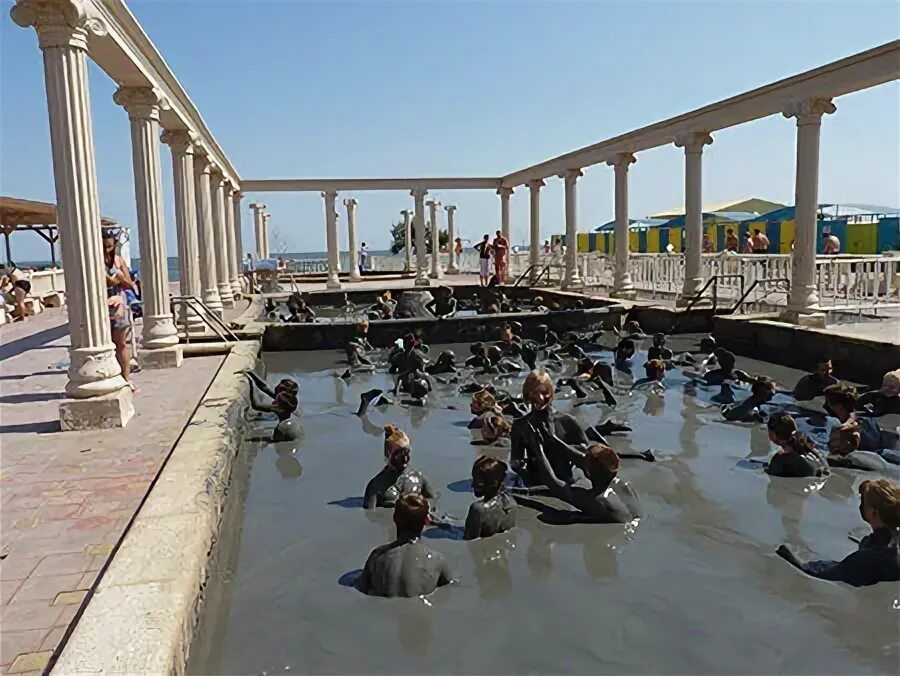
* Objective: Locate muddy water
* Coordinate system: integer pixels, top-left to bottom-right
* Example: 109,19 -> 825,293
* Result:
188,338 -> 899,675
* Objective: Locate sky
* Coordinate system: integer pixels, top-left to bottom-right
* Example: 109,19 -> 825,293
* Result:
1,0 -> 898,261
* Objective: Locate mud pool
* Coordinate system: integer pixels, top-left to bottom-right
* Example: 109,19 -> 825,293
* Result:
188,337 -> 899,675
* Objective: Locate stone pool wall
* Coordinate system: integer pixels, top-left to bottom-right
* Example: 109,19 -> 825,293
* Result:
53,341 -> 260,676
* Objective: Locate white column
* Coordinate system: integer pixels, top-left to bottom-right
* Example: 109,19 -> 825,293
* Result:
113,86 -> 179,352
210,171 -> 234,307
262,213 -> 271,259
161,129 -> 204,333
193,151 -> 223,315
224,183 -> 241,298
401,209 -> 413,273
561,169 -> 582,288
412,187 -> 429,286
249,202 -> 266,260
528,179 -> 543,281
607,152 -> 637,298
445,205 -> 458,274
783,98 -> 836,320
498,186 -> 513,242
344,198 -> 361,282
428,199 -> 443,279
674,132 -> 713,302
231,190 -> 244,289
323,191 -> 341,289
11,2 -> 128,399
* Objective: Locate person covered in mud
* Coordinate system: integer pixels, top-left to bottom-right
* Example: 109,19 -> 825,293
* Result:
858,369 -> 900,417
671,335 -> 717,367
479,412 -> 512,447
390,332 -> 428,375
632,359 -> 667,390
369,291 -> 395,320
282,293 -> 315,323
469,389 -> 503,428
721,376 -> 777,422
244,371 -> 299,406
614,339 -> 636,372
356,493 -> 455,597
693,348 -> 754,386
791,354 -> 839,401
824,384 -> 900,462
535,324 -> 559,348
776,478 -> 900,587
617,319 -> 646,341
251,387 -> 300,442
464,456 -> 517,539
531,295 -> 549,313
481,345 -> 522,375
425,286 -> 458,319
825,421 -> 899,472
764,412 -> 829,478
395,367 -> 432,403
364,425 -> 436,509
646,333 -> 673,362
425,350 -> 457,375
532,440 -> 642,524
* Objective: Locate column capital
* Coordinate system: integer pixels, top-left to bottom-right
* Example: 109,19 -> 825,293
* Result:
527,179 -> 545,190
444,204 -> 457,213
249,202 -> 266,211
674,132 -> 713,153
113,86 -> 168,121
606,152 -> 637,169
426,199 -> 441,208
343,197 -> 358,207
11,0 -> 106,50
160,129 -> 198,154
783,97 -> 837,125
410,186 -> 428,199
322,190 -> 338,201
400,209 -> 410,216
559,168 -> 583,182
497,186 -> 514,198
209,168 -> 225,186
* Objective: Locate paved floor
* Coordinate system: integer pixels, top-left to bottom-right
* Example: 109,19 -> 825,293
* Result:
0,307 -> 231,675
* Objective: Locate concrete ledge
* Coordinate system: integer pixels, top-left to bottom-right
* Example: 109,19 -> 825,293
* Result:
59,387 -> 135,431
53,340 -> 260,676
141,345 -> 184,369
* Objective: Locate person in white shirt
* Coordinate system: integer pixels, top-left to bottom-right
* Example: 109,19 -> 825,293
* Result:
359,242 -> 370,273
823,231 -> 841,255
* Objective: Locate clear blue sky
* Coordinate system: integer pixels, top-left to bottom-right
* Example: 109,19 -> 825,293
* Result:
2,0 -> 898,261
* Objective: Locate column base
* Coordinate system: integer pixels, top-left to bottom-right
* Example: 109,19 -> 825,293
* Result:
141,345 -> 184,369
611,288 -> 637,300
203,290 -> 223,316
414,276 -> 431,287
780,309 -> 827,328
348,275 -> 362,283
561,274 -> 582,290
446,265 -> 460,275
326,278 -> 342,290
142,315 -> 180,350
230,279 -> 242,298
429,270 -> 444,280
59,387 -> 134,431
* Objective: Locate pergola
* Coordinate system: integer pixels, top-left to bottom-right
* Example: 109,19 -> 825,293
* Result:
8,0 -> 899,431
0,195 -> 117,267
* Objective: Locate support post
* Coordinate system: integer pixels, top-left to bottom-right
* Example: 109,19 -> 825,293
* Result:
224,182 -> 241,298
428,200 -> 443,279
262,213 -> 271,260
193,150 -> 223,315
498,186 -> 513,244
561,169 -> 582,289
249,202 -> 266,261
344,198 -> 361,282
322,191 -> 341,289
782,98 -> 836,326
231,190 -> 244,292
209,170 -> 234,307
528,179 -> 543,283
674,132 -> 713,304
412,187 -> 429,286
401,209 -> 413,273
445,205 -> 458,274
607,152 -> 637,299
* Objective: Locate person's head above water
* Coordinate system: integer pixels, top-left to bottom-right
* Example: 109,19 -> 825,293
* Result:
615,339 -> 636,361
499,323 -> 513,343
356,319 -> 369,334
652,332 -> 666,347
481,412 -> 512,443
828,420 -> 861,456
523,369 -> 554,411
472,455 -> 508,498
767,412 -> 816,454
858,479 -> 900,530
824,383 -> 857,422
623,320 -> 642,335
275,378 -> 299,396
486,345 -> 503,365
698,336 -> 717,353
880,369 -> 900,397
644,359 -> 666,381
383,424 -> 411,459
488,275 -> 500,287
751,376 -> 776,402
712,348 -> 736,372
584,443 -> 620,486
393,493 -> 429,539
272,391 -> 298,420
471,389 -> 500,415
510,321 -> 523,335
814,354 -> 833,379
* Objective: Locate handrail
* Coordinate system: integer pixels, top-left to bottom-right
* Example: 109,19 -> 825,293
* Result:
725,277 -> 791,314
170,295 -> 240,343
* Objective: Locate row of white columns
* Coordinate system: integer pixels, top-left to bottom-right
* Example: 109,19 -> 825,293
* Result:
13,3 -> 245,406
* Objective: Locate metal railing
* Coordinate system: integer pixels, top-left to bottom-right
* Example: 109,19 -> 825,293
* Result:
171,295 -> 240,343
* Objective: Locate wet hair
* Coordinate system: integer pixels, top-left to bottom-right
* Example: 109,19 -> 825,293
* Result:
881,369 -> 900,397
356,319 -> 369,332
653,332 -> 666,346
829,420 -> 861,455
698,336 -> 717,352
824,383 -> 857,411
481,413 -> 511,442
623,320 -> 641,335
437,350 -> 455,364
471,389 -> 500,415
383,424 -> 411,457
859,479 -> 900,529
615,339 -> 635,359
767,413 -> 816,454
523,369 -> 553,403
712,348 -> 736,371
814,353 -> 831,366
272,392 -> 298,418
393,493 -> 430,535
750,376 -> 776,398
533,296 -> 544,304
486,345 -> 503,364
584,443 -> 620,480
510,321 -> 523,335
473,455 -> 507,487
644,359 -> 666,380
276,378 -> 299,394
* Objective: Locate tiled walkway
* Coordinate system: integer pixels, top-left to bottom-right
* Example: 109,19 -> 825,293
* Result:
0,308 -> 228,674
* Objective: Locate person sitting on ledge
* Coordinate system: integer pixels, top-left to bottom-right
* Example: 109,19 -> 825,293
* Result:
357,493 -> 455,597
824,384 -> 900,462
776,478 -> 900,587
858,369 -> 900,417
647,333 -> 673,362
425,285 -> 458,319
532,439 -> 642,524
364,426 -> 435,509
826,421 -> 899,472
792,354 -> 839,401
369,291 -> 395,320
764,413 -> 829,478
465,456 -> 517,540
722,376 -> 776,422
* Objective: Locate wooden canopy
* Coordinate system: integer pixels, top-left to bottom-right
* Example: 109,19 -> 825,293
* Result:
0,196 -> 117,228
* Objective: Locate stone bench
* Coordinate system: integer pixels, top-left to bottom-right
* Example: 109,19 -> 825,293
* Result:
41,290 -> 65,307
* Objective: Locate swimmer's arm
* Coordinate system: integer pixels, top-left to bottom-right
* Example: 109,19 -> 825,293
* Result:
245,371 -> 276,399
437,556 -> 454,587
463,503 -> 483,540
777,546 -> 874,587
424,297 -> 438,317
247,386 -> 274,413
535,442 -> 568,490
356,551 -> 375,594
441,298 -> 457,319
363,477 -> 380,510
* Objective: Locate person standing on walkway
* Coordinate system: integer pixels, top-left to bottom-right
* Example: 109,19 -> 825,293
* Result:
725,229 -> 738,252
104,234 -> 137,389
475,234 -> 493,286
703,234 -> 715,253
752,229 -> 770,254
454,237 -> 463,258
823,231 -> 841,255
493,229 -> 510,283
359,242 -> 370,272
742,231 -> 753,253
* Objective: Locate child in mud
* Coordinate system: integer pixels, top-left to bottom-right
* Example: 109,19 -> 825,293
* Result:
825,421 -> 899,473
764,413 -> 829,478
479,412 -> 512,447
721,376 -> 776,422
632,359 -> 666,390
364,426 -> 436,509
646,333 -> 673,362
776,478 -> 900,587
357,493 -> 455,597
532,440 -> 642,524
824,384 -> 900,460
858,369 -> 900,416
464,456 -> 517,540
